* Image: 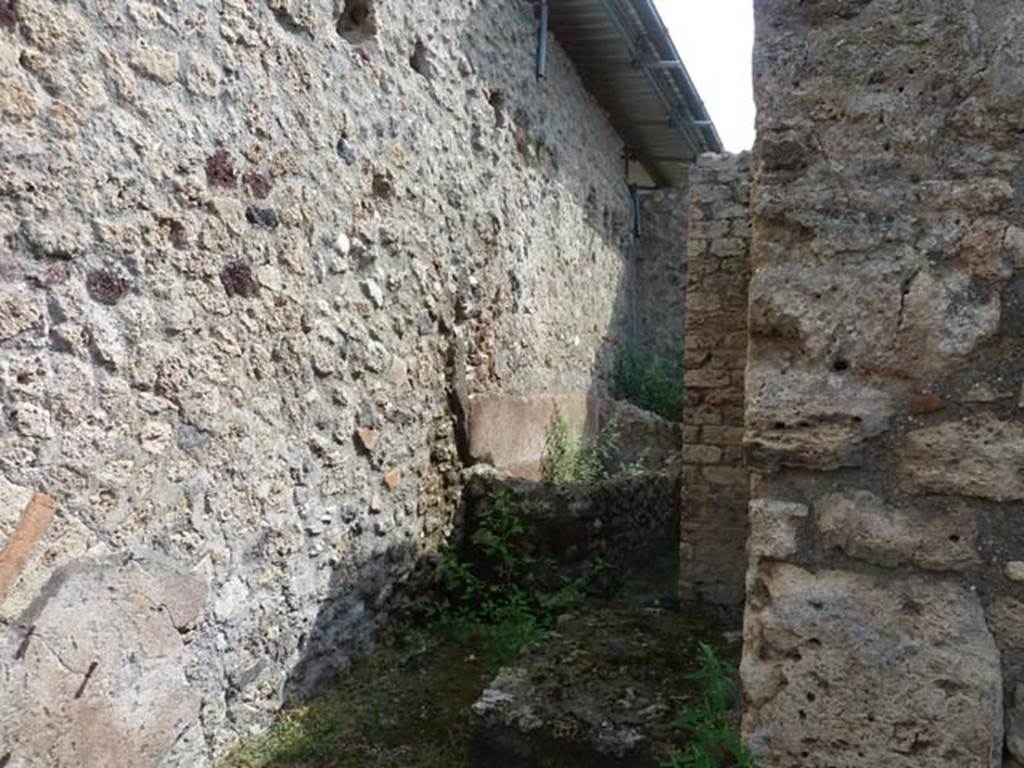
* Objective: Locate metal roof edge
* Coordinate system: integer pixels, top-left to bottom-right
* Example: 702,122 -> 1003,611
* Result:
545,0 -> 724,186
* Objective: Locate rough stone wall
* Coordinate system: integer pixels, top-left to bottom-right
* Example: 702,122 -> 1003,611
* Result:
678,153 -> 751,605
743,2 -> 1024,766
630,186 -> 689,361
0,1 -> 638,764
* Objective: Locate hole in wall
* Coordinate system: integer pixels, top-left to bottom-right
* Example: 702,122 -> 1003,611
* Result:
832,357 -> 850,372
372,171 -> 394,199
488,89 -> 506,128
409,38 -> 433,78
337,0 -> 375,43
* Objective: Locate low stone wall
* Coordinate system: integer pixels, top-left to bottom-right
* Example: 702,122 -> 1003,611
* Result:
742,2 -> 1024,765
462,468 -> 679,585
678,153 -> 752,604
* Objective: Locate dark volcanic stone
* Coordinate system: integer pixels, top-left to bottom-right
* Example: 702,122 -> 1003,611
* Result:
0,1 -> 16,30
243,171 -> 272,200
205,149 -> 237,188
245,206 -> 279,229
336,137 -> 357,166
86,269 -> 130,305
219,261 -> 259,298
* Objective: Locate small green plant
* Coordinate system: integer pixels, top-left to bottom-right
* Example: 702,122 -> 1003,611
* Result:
370,690 -> 398,731
612,342 -> 684,421
430,490 -> 556,667
662,644 -> 757,768
540,408 -> 620,484
579,555 -> 621,598
619,449 -> 649,478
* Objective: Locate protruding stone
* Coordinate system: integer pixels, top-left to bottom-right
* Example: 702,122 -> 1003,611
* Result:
816,490 -> 979,571
383,469 -> 400,490
255,265 -> 283,292
245,206 -> 279,229
1006,225 -> 1024,269
129,40 -> 179,84
989,597 -> 1024,649
361,279 -> 385,308
355,428 -> 378,452
745,371 -> 895,470
0,287 -> 45,340
900,416 -> 1024,501
747,498 -> 808,561
1007,562 -> 1024,583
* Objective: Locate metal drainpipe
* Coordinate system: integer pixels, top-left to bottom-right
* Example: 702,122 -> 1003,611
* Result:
630,184 -> 641,239
536,0 -> 550,79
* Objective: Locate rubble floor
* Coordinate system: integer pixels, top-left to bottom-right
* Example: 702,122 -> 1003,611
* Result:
223,555 -> 741,768
468,600 -> 742,768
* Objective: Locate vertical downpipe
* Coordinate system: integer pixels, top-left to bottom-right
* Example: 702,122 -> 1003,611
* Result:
630,184 -> 641,239
536,0 -> 550,79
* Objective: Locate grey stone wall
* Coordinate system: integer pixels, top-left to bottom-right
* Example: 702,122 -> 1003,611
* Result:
629,186 -> 689,361
678,153 -> 751,605
742,2 -> 1024,766
0,1 -> 638,764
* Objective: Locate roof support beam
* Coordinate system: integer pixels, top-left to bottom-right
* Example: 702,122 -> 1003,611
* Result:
645,60 -> 685,70
589,0 -> 704,158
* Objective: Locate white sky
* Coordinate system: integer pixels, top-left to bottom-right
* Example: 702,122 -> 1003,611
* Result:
654,0 -> 756,152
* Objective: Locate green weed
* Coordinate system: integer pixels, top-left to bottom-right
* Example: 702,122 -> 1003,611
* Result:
662,644 -> 757,768
430,490 -> 549,666
429,490 -> 607,667
612,342 -> 684,421
540,408 -> 619,484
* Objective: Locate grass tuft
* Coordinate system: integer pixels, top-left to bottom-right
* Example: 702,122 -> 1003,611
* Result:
611,341 -> 684,421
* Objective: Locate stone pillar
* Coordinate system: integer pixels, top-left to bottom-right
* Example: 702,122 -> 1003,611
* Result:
742,2 -> 1021,765
679,153 -> 752,604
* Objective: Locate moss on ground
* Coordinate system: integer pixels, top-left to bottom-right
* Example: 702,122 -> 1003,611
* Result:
221,637 -> 490,768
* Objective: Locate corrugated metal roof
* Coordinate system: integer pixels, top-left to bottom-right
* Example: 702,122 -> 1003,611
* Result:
546,0 -> 722,187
